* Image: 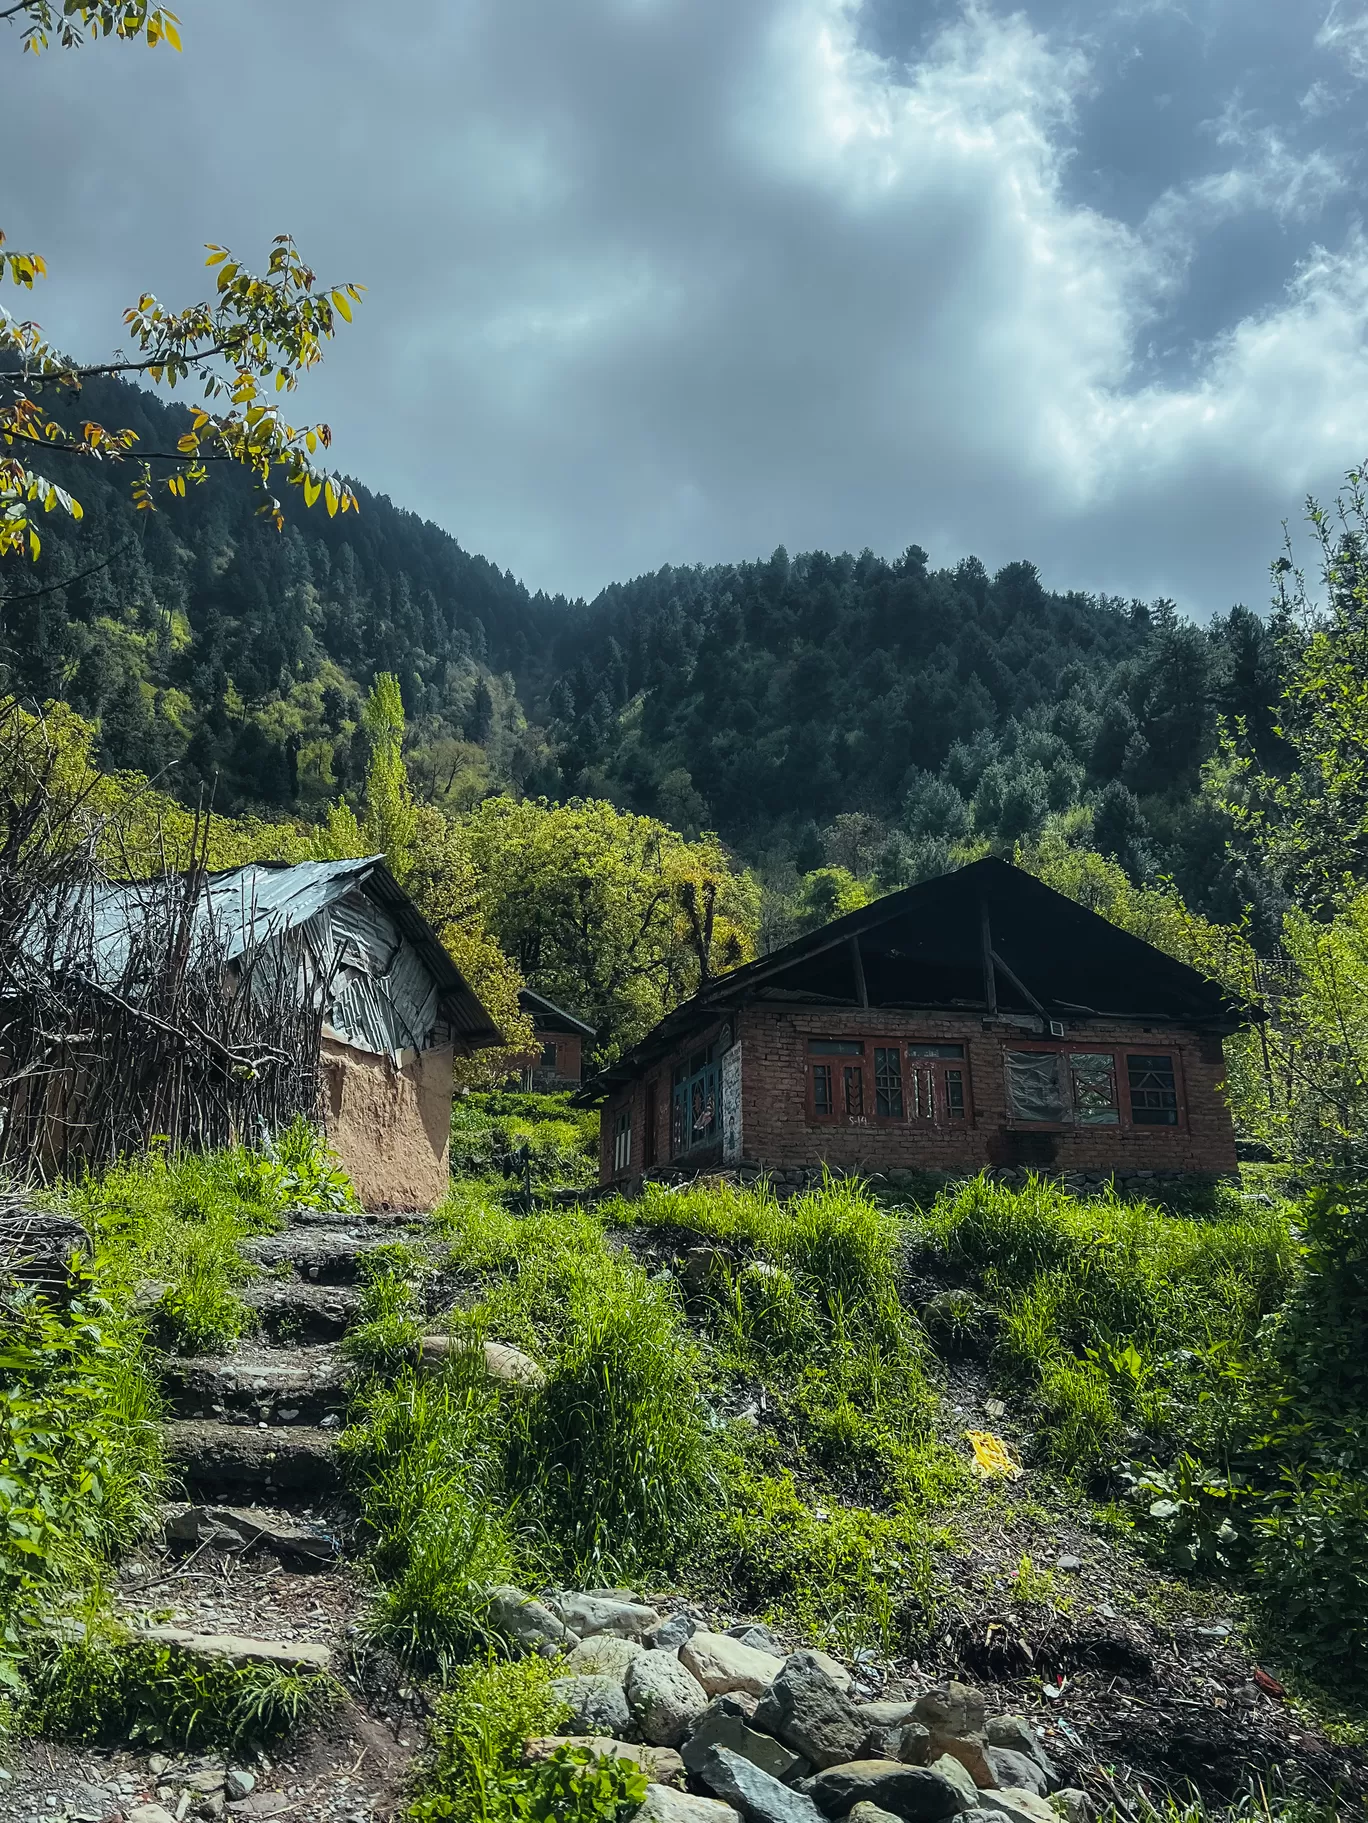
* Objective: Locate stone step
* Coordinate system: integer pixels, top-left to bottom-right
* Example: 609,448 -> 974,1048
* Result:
162,1501 -> 342,1569
164,1418 -> 341,1501
161,1343 -> 346,1427
133,1623 -> 334,1672
241,1279 -> 362,1342
240,1227 -> 388,1284
284,1204 -> 419,1231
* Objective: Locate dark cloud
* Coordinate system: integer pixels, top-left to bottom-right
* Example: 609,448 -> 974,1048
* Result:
3,0 -> 1367,614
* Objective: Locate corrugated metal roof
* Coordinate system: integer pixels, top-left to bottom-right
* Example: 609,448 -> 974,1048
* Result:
58,856 -> 503,1057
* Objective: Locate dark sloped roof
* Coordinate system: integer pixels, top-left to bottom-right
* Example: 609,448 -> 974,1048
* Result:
582,857 -> 1256,1100
519,986 -> 596,1040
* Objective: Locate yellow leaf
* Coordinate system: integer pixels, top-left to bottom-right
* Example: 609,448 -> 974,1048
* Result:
324,477 -> 338,517
304,474 -> 321,508
70,498 -> 83,521
177,433 -> 198,453
331,289 -> 352,323
164,18 -> 183,51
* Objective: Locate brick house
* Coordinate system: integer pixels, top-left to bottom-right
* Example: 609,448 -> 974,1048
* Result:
585,858 -> 1253,1196
519,987 -> 595,1090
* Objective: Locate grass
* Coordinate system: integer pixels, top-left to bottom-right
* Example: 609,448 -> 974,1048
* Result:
449,1090 -> 599,1189
407,1654 -> 569,1823
915,1173 -> 1295,1476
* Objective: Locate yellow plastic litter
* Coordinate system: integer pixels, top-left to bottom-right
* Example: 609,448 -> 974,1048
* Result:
966,1430 -> 1023,1480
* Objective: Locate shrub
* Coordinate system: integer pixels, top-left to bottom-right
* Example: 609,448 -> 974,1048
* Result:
343,1256 -> 425,1378
449,1091 -> 599,1189
408,1654 -> 568,1823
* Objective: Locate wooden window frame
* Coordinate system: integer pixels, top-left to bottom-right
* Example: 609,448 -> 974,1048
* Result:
671,1043 -> 720,1158
612,1107 -> 632,1174
1002,1039 -> 1187,1133
806,1038 -> 973,1128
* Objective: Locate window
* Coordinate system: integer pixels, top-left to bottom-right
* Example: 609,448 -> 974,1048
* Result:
843,1064 -> 865,1119
873,1047 -> 904,1117
1129,1053 -> 1179,1125
812,1062 -> 834,1116
1070,1052 -> 1119,1124
1004,1043 -> 1183,1129
1006,1050 -> 1066,1123
612,1108 -> 632,1174
672,1045 -> 718,1156
907,1043 -> 970,1124
540,1040 -> 558,1070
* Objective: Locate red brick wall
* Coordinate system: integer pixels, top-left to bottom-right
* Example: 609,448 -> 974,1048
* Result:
599,1008 -> 1237,1185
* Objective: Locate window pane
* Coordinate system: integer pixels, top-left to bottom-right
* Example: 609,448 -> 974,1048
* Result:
908,1042 -> 965,1058
1128,1054 -> 1178,1125
1006,1050 -> 1065,1122
1070,1052 -> 1119,1124
813,1062 -> 833,1116
874,1047 -> 904,1117
810,1039 -> 865,1055
909,1063 -> 932,1119
843,1065 -> 864,1118
691,1067 -> 717,1144
541,1041 -> 558,1068
945,1069 -> 966,1118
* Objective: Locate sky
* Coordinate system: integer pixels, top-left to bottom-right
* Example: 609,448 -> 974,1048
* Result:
4,0 -> 1368,616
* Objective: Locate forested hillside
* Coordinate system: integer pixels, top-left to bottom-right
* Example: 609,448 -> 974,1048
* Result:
2,372 -> 1292,935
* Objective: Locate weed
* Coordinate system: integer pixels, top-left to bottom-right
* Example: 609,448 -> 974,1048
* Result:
26,1622 -> 335,1749
408,1654 -> 569,1823
1006,1553 -> 1069,1611
449,1091 -> 598,1190
344,1257 -> 425,1378
504,1744 -> 647,1823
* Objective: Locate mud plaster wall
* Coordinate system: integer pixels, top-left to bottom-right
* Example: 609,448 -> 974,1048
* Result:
320,1034 -> 453,1210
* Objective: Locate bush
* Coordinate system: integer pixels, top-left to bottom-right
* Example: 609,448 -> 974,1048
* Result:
449,1092 -> 598,1189
408,1654 -> 568,1822
0,1285 -> 162,1687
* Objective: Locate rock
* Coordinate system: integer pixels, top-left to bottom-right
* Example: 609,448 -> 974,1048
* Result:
725,1623 -> 785,1656
799,1760 -> 968,1819
897,1723 -> 932,1765
175,1767 -> 227,1794
804,1650 -> 851,1694
856,1703 -> 922,1759
163,1503 -> 340,1569
134,1626 -> 331,1672
846,1808 -> 905,1823
226,1795 -> 290,1819
127,1807 -> 178,1823
567,1635 -> 644,1681
418,1334 -> 547,1389
649,1612 -> 698,1652
978,1793 -> 1058,1823
636,1786 -> 742,1823
682,1630 -> 785,1698
914,1686 -> 987,1739
550,1673 -> 632,1737
681,1246 -> 732,1291
986,1751 -> 1048,1798
856,1702 -> 921,1729
926,1735 -> 995,1791
928,1753 -> 982,1810
523,1737 -> 683,1782
489,1584 -> 579,1656
984,1718 -> 1055,1788
225,1769 -> 256,1801
1049,1791 -> 1094,1823
148,1757 -> 171,1777
627,1649 -> 710,1747
0,1207 -> 90,1301
698,1745 -> 825,1823
549,1592 -> 662,1639
1054,1555 -> 1082,1575
753,1652 -> 867,1771
682,1694 -> 809,1784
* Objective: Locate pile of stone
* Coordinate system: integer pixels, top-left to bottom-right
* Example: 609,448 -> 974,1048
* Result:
492,1587 -> 1094,1823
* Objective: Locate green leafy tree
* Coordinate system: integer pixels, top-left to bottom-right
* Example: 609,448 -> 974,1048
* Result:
461,796 -> 759,1060
1,3 -> 361,560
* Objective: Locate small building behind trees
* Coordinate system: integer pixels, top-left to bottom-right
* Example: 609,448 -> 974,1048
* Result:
5,856 -> 501,1208
518,987 -> 595,1090
585,859 -> 1251,1197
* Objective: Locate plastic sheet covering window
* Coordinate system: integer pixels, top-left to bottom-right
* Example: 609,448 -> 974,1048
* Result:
1006,1049 -> 1065,1123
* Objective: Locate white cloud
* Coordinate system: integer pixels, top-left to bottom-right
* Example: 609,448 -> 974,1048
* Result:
0,0 -> 1365,615
1317,2 -> 1368,80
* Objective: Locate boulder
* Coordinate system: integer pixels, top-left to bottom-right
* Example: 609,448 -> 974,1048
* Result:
978,1793 -> 1058,1823
845,1808 -> 905,1823
927,1753 -> 982,1811
753,1653 -> 867,1771
134,1626 -> 330,1672
698,1746 -> 826,1823
804,1650 -> 851,1695
549,1592 -> 662,1639
798,1760 -> 967,1819
897,1723 -> 932,1765
627,1649 -> 710,1748
725,1623 -> 786,1656
682,1694 -> 809,1784
549,1674 -> 632,1738
914,1686 -> 988,1739
418,1335 -> 547,1390
636,1787 -> 741,1823
567,1636 -> 644,1682
856,1702 -> 922,1730
682,1630 -> 785,1698
650,1612 -> 698,1652
127,1808 -> 178,1823
524,1737 -> 683,1783
489,1585 -> 578,1656
986,1751 -> 1048,1798
926,1735 -> 995,1791
1049,1792 -> 1094,1823
984,1718 -> 1056,1789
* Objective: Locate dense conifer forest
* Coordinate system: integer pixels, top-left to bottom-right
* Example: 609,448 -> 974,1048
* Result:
1,372 -> 1291,935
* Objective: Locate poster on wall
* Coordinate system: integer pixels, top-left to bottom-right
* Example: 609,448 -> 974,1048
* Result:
722,1044 -> 742,1165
